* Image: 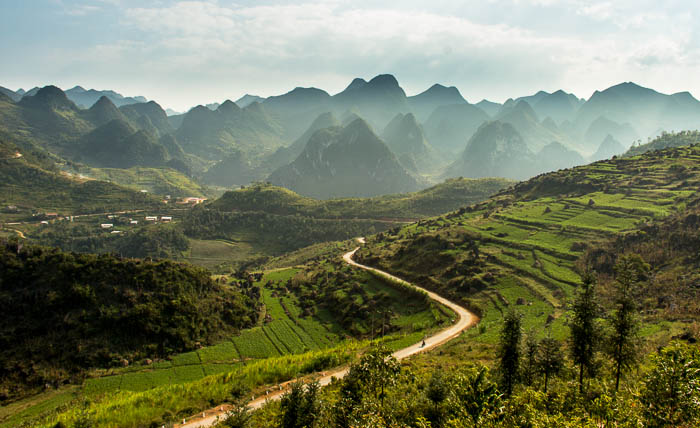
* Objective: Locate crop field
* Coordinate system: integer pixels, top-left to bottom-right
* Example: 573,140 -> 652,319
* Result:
64,257 -> 445,420
359,146 -> 700,350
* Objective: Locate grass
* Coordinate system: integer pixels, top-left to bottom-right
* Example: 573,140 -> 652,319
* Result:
357,144 -> 700,360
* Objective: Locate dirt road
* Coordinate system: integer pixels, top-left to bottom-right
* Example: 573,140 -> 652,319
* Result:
177,241 -> 477,428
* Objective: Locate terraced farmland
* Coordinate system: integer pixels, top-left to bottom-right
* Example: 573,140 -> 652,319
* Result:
76,263 -> 445,400
357,144 -> 700,343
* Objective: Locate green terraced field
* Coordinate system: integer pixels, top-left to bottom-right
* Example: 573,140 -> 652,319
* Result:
358,144 -> 700,347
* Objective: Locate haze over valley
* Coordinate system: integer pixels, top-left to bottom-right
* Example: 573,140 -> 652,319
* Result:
3,2 -> 700,427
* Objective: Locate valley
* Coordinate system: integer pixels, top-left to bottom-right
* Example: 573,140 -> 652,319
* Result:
2,67 -> 700,428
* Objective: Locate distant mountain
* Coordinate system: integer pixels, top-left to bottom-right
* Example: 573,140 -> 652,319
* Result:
265,112 -> 340,170
495,100 -> 570,152
590,134 -> 625,161
206,103 -> 220,111
11,86 -> 93,144
332,74 -> 410,130
574,82 -> 700,142
83,96 -> 129,127
536,141 -> 585,172
475,99 -> 501,116
0,86 -> 20,102
424,103 -> 490,155
382,112 -> 441,173
21,87 -> 40,97
119,101 -> 173,137
341,111 -> 362,127
531,90 -> 582,123
202,149 -> 261,187
407,84 -> 467,121
443,121 -> 537,180
176,100 -> 284,159
268,118 -> 420,198
64,86 -> 147,109
165,108 -> 182,116
583,116 -> 639,149
19,85 -> 78,112
75,119 -> 169,168
236,94 -> 266,108
263,87 -> 331,140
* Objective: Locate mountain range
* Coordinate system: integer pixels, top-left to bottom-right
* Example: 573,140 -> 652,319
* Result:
3,76 -> 700,199
268,118 -> 420,198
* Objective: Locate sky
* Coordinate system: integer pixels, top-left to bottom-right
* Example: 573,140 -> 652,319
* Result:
1,0 -> 699,111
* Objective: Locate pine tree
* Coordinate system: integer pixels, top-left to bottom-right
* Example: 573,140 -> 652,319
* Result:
521,332 -> 539,387
498,309 -> 522,396
569,273 -> 602,394
607,254 -> 647,391
537,335 -> 564,393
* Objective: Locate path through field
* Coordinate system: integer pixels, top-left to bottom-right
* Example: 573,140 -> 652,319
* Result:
177,239 -> 477,428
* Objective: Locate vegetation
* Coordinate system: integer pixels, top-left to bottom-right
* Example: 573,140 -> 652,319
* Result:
242,340 -> 700,428
624,130 -> 700,157
0,240 -> 258,401
210,178 -> 513,220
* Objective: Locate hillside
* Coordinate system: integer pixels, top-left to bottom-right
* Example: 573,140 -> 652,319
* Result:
624,130 -> 700,157
443,121 -> 537,180
175,101 -> 285,159
590,134 -> 626,161
0,150 -> 162,216
381,112 -> 441,173
268,118 -> 420,199
75,119 -> 170,169
357,143 -> 700,347
0,241 -> 259,401
263,112 -> 340,171
423,103 -> 490,155
209,178 -> 513,220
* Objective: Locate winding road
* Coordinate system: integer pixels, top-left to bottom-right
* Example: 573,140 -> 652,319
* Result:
177,239 -> 477,428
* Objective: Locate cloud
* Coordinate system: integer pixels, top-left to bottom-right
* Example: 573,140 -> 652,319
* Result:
12,0 -> 699,110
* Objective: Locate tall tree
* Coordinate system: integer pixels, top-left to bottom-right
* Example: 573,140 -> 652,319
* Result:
537,335 -> 564,393
606,254 -> 647,391
498,309 -> 522,396
521,331 -> 539,387
569,273 -> 602,393
280,380 -> 320,428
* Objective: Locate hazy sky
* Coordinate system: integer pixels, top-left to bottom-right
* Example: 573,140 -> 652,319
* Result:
2,0 -> 699,111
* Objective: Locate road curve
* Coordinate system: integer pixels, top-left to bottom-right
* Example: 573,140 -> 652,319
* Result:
177,241 -> 477,428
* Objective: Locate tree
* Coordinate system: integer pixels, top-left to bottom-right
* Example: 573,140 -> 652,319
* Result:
606,254 -> 647,391
222,404 -> 251,428
521,332 -> 539,387
537,335 -> 564,393
280,380 -> 320,428
641,342 -> 700,426
498,309 -> 522,396
452,366 -> 503,426
569,273 -> 602,394
426,370 -> 448,427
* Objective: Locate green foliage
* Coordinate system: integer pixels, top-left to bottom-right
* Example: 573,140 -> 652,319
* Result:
220,405 -> 251,428
34,222 -> 190,259
280,381 -> 319,428
537,335 -> 564,393
0,240 -> 257,401
569,275 -> 602,393
640,342 -> 700,427
624,130 -> 700,157
606,255 -> 645,391
497,310 -> 522,396
210,179 -> 513,220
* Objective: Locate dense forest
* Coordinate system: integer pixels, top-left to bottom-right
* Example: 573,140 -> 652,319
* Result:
0,240 -> 258,401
